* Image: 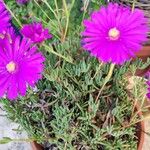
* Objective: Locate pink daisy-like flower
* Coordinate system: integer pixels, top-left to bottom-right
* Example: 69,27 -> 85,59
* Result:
21,22 -> 52,43
82,3 -> 148,64
0,1 -> 10,32
0,32 -> 45,100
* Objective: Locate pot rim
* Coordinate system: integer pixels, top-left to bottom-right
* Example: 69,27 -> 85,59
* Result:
136,45 -> 150,59
135,103 -> 145,150
30,141 -> 44,150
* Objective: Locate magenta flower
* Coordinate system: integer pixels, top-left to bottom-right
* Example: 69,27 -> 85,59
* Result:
21,23 -> 52,43
0,1 -> 10,33
16,0 -> 29,5
0,32 -> 45,100
82,3 -> 148,64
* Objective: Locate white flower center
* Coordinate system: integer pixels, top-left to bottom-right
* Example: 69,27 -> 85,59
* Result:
108,27 -> 120,40
6,61 -> 16,73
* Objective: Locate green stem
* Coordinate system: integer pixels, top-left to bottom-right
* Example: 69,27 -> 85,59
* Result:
95,63 -> 115,103
61,0 -> 75,42
131,0 -> 136,12
81,0 -> 90,22
42,0 -> 62,33
42,0 -> 58,18
62,0 -> 69,42
43,44 -> 73,64
11,138 -> 34,142
53,0 -> 63,37
34,0 -> 52,21
3,3 -> 22,27
92,62 -> 103,79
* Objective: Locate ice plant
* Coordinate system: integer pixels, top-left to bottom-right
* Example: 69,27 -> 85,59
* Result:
21,22 -> 52,43
0,0 -> 10,33
0,32 -> 45,100
82,3 -> 148,64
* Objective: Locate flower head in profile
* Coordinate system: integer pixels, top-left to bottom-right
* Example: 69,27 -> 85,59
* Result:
0,32 -> 45,100
16,0 -> 29,5
0,1 -> 10,33
21,22 -> 52,43
82,3 -> 148,64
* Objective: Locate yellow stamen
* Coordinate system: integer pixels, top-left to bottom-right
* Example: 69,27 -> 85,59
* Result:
108,27 -> 120,40
6,61 -> 16,73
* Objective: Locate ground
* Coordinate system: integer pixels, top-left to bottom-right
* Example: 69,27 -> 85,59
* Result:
0,104 -> 32,150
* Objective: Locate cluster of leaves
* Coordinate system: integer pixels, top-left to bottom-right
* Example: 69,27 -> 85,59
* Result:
2,0 -> 150,149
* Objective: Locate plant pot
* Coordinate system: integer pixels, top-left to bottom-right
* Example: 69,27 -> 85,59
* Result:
135,103 -> 145,150
30,142 -> 44,150
134,65 -> 150,77
135,46 -> 150,61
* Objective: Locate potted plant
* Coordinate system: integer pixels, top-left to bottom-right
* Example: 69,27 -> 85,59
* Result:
0,0 -> 150,150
